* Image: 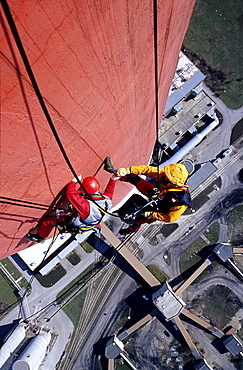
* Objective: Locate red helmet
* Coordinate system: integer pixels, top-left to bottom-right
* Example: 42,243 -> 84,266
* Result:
82,177 -> 100,194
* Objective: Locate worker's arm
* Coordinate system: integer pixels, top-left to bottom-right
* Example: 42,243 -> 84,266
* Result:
130,165 -> 165,181
102,178 -> 116,200
116,165 -> 166,181
66,181 -> 90,219
147,205 -> 188,223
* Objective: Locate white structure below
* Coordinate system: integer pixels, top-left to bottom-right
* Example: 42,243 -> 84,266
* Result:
159,111 -> 219,168
0,324 -> 26,368
12,329 -> 51,370
152,282 -> 186,320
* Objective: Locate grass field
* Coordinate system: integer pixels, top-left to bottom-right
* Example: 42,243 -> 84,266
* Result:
184,0 -> 243,109
0,273 -> 19,314
228,205 -> 243,245
0,258 -> 30,314
66,251 -> 81,265
147,264 -> 168,283
179,238 -> 205,274
62,289 -> 87,328
204,221 -> 219,244
192,285 -> 242,330
80,241 -> 94,253
179,221 -> 220,275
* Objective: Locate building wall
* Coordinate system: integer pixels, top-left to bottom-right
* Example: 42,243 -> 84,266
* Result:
0,0 -> 196,258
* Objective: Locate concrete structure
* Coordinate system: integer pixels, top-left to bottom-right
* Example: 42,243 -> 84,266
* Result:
105,336 -> 124,359
152,282 -> 186,320
222,335 -> 243,357
181,159 -> 195,175
100,222 -> 160,288
213,243 -> 243,280
175,259 -> 212,296
0,0 -> 196,258
163,52 -> 205,117
194,359 -> 213,370
213,243 -> 233,262
159,111 -> 219,168
0,324 -> 26,368
187,162 -> 217,192
12,329 -> 51,370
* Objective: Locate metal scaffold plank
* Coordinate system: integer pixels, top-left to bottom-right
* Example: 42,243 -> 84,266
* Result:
175,261 -> 210,296
100,222 -> 160,287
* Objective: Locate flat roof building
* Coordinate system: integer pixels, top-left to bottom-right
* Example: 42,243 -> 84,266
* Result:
152,282 -> 186,320
194,359 -> 213,370
213,243 -> 233,262
163,52 -> 206,117
187,162 -> 217,192
223,335 -> 243,356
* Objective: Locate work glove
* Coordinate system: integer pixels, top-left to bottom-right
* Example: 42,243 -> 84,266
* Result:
72,175 -> 82,183
116,167 -> 131,177
144,211 -> 153,218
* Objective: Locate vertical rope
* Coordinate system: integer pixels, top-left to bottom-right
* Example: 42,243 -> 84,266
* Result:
1,0 -> 80,182
152,0 -> 161,187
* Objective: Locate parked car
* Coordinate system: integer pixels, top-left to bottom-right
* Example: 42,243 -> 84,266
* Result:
222,147 -> 232,157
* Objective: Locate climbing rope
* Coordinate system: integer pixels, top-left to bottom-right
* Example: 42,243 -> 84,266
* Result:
152,0 -> 161,188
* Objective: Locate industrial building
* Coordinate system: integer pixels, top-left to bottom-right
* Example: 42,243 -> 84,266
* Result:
0,324 -> 52,369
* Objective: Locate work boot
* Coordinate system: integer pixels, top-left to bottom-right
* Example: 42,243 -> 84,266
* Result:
119,225 -> 141,235
26,232 -> 44,243
103,157 -> 116,173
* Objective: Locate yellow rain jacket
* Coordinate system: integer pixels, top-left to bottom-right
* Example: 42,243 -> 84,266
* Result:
125,164 -> 190,223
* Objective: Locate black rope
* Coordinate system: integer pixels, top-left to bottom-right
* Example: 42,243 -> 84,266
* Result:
0,196 -> 69,212
1,0 -> 79,182
0,196 -> 52,209
0,200 -> 49,211
0,229 -> 59,319
152,0 -> 161,187
1,0 -> 117,218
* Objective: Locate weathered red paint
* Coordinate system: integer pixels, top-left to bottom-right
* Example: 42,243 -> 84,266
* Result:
0,0 -> 196,258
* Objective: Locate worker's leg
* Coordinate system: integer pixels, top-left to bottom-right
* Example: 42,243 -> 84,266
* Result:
134,178 -> 155,197
27,214 -> 66,241
119,174 -> 155,197
36,215 -> 59,238
119,214 -> 154,235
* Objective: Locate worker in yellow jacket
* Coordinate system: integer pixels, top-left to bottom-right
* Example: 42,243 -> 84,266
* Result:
104,158 -> 192,235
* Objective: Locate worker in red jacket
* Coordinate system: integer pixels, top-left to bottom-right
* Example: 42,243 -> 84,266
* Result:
26,175 -> 116,243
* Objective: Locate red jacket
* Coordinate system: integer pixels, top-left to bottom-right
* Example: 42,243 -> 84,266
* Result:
66,178 -> 115,220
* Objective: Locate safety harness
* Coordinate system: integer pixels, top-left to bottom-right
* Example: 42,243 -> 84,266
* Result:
69,193 -> 111,234
153,183 -> 192,213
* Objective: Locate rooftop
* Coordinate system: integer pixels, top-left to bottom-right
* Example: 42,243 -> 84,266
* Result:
152,282 -> 186,320
163,51 -> 205,115
223,335 -> 243,356
159,91 -> 215,149
187,162 -> 217,193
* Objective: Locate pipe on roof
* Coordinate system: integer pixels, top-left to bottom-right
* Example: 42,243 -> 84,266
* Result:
159,113 -> 219,168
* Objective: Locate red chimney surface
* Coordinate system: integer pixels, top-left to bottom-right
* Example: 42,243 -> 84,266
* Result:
0,0 -> 195,258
